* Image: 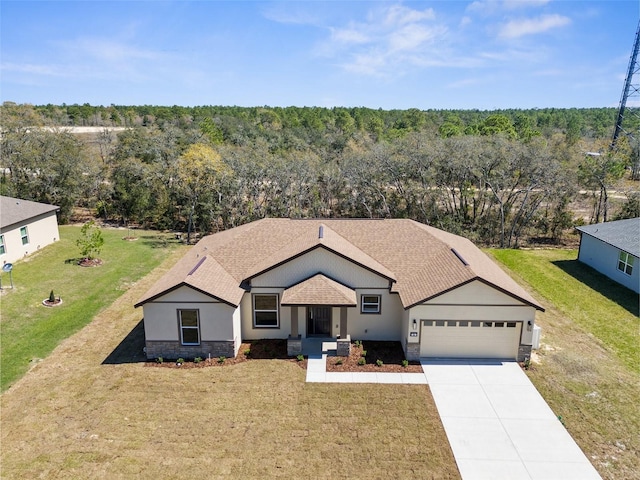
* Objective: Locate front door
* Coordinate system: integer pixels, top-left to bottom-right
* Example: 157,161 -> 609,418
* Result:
307,306 -> 331,336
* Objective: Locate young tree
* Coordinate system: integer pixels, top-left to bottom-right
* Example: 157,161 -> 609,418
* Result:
76,220 -> 104,261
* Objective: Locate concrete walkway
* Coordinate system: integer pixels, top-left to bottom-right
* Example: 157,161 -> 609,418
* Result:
421,359 -> 602,480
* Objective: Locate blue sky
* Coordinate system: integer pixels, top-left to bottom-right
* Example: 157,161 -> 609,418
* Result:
1,1 -> 638,109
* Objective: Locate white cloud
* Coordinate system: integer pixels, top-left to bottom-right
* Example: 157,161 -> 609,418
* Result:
499,14 -> 571,38
317,3 -> 448,76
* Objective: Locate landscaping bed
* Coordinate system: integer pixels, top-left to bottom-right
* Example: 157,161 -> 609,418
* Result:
326,341 -> 423,373
146,339 -> 307,369
145,339 -> 422,373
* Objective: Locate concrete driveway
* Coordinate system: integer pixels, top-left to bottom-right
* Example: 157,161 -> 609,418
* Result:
421,359 -> 602,480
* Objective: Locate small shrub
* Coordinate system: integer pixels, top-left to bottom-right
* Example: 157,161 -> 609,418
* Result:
358,358 -> 366,366
217,356 -> 226,364
361,350 -> 367,357
296,354 -> 304,362
194,357 -> 202,364
49,290 -> 55,303
244,349 -> 251,356
376,359 -> 384,367
176,358 -> 184,365
401,359 -> 409,368
334,358 -> 343,365
354,340 -> 362,347
156,357 -> 163,364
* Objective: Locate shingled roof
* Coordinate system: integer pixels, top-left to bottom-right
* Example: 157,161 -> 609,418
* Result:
576,218 -> 640,258
136,218 -> 543,311
0,196 -> 59,230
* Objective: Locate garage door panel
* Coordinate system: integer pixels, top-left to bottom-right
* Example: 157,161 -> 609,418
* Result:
420,320 -> 521,359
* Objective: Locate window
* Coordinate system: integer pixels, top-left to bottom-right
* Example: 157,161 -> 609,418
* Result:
20,226 -> 29,245
178,309 -> 200,345
618,251 -> 634,276
253,294 -> 279,327
361,295 -> 381,314
0,235 -> 5,255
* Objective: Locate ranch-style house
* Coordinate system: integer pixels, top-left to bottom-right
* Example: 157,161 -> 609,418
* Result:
135,218 -> 544,362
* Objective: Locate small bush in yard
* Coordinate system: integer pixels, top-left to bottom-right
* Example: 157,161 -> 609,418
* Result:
156,357 -> 163,364
296,354 -> 304,362
176,358 -> 184,365
194,357 -> 202,364
354,340 -> 362,347
361,350 -> 367,357
218,356 -> 226,364
358,358 -> 366,366
244,349 -> 251,356
334,358 -> 343,365
376,359 -> 384,367
402,360 -> 409,368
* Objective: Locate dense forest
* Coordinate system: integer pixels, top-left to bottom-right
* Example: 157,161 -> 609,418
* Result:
1,101 -> 638,247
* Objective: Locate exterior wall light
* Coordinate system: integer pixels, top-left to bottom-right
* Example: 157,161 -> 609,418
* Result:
412,319 -> 417,330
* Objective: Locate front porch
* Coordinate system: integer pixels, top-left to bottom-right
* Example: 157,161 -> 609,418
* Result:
287,334 -> 352,357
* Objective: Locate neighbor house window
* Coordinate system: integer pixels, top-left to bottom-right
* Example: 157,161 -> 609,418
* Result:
178,309 -> 200,345
20,226 -> 29,245
361,295 -> 381,314
253,294 -> 279,327
617,251 -> 634,276
0,235 -> 5,255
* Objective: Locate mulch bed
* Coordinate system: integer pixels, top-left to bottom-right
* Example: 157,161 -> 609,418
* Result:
146,339 -> 422,373
146,339 -> 307,370
326,341 -> 423,373
78,257 -> 103,267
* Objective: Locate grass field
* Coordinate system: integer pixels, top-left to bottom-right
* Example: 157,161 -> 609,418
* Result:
489,249 -> 640,480
0,250 -> 459,480
0,225 -> 186,391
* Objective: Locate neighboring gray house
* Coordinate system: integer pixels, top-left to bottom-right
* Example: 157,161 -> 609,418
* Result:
136,218 -> 544,362
0,196 -> 60,264
576,218 -> 640,293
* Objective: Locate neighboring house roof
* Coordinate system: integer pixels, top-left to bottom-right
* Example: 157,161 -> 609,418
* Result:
136,218 -> 544,311
281,274 -> 357,306
576,218 -> 640,258
0,196 -> 59,231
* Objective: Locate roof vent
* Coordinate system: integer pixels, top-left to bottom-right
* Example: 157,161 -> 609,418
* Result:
319,225 -> 324,239
451,248 -> 469,266
188,257 -> 206,275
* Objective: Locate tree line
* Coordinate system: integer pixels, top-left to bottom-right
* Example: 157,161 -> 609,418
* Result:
1,102 -> 637,247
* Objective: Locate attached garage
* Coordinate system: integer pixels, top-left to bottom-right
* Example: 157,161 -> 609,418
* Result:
420,320 -> 522,359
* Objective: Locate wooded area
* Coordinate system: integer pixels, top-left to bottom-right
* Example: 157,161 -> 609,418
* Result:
1,102 -> 638,247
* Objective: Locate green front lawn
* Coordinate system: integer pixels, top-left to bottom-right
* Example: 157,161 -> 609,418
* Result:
0,225 -> 187,391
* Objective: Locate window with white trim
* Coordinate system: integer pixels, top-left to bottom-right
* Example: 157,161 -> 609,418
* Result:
617,251 -> 634,276
20,226 -> 29,245
0,235 -> 5,255
361,295 -> 381,314
178,309 -> 200,345
253,294 -> 279,327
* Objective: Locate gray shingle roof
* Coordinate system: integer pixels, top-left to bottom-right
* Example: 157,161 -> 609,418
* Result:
1,196 -> 59,230
136,218 -> 544,311
576,218 -> 640,258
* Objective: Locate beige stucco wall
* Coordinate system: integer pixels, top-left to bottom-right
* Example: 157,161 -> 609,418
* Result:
240,287 -> 291,340
142,286 -> 236,342
1,212 -> 60,264
251,248 -> 390,289
406,280 -> 536,347
341,290 -> 403,340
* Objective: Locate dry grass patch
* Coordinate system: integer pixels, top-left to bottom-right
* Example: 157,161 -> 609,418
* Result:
1,254 -> 459,480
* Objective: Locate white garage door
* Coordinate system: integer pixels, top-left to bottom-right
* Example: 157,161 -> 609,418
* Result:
420,320 -> 522,359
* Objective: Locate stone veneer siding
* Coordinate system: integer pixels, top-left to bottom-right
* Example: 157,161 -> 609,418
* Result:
518,344 -> 532,363
145,340 -> 235,360
405,342 -> 420,362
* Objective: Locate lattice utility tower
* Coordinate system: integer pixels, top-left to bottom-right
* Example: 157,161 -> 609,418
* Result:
611,20 -> 640,180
